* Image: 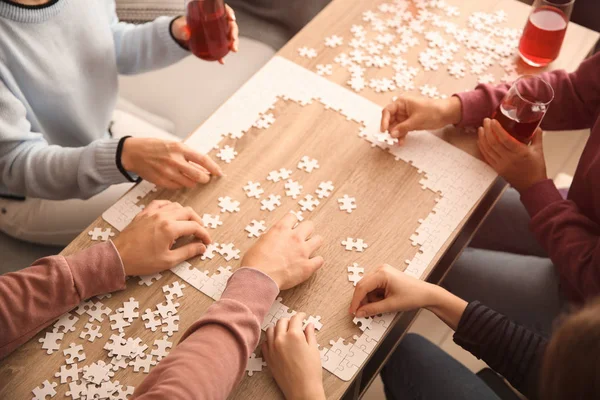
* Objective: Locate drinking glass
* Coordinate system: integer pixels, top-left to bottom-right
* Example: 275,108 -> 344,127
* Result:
518,0 -> 575,67
185,0 -> 231,61
492,75 -> 554,144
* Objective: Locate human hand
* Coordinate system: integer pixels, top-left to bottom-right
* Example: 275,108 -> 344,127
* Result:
477,118 -> 547,193
381,95 -> 462,144
349,264 -> 439,318
112,200 -> 211,276
241,213 -> 324,290
171,6 -> 240,64
121,138 -> 223,190
262,313 -> 326,400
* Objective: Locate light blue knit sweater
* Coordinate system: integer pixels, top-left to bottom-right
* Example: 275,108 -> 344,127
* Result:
0,0 -> 189,200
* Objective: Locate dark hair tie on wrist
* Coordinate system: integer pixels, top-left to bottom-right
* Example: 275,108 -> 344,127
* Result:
116,136 -> 139,182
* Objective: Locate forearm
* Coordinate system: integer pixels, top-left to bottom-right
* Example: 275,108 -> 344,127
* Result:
105,0 -> 188,75
424,285 -> 468,331
133,268 -> 279,399
453,302 -> 547,398
455,53 -> 600,130
0,242 -> 126,359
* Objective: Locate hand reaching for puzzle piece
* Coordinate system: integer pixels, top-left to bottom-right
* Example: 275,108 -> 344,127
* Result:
112,201 -> 211,276
262,313 -> 325,400
241,213 -> 324,290
380,95 -> 462,143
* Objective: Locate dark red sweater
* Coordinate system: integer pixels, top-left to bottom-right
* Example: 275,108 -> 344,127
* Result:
456,53 -> 600,303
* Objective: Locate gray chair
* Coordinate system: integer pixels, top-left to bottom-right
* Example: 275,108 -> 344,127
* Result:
0,231 -> 62,275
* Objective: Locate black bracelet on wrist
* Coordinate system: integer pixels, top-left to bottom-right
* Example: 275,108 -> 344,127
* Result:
116,136 -> 138,183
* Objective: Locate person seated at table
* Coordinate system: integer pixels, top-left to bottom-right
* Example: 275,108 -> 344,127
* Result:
0,208 -> 325,400
380,52 -> 600,336
263,265 -> 600,400
0,0 -> 238,247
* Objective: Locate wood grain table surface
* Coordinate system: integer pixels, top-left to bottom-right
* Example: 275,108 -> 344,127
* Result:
0,1 -> 597,399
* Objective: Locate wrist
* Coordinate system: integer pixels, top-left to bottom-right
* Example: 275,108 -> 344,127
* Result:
439,96 -> 462,126
424,284 -> 450,310
120,137 -> 137,172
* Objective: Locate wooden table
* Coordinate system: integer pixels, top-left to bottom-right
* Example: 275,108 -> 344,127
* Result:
0,1 -> 597,399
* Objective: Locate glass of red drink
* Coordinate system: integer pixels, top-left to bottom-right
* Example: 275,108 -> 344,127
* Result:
185,0 -> 231,61
518,0 -> 574,67
492,75 -> 554,144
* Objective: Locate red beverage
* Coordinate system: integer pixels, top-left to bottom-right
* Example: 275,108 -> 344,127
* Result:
493,104 -> 543,144
518,6 -> 568,67
186,0 -> 230,61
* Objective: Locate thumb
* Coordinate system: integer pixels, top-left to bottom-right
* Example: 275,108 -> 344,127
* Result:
389,117 -> 418,139
356,297 -> 398,318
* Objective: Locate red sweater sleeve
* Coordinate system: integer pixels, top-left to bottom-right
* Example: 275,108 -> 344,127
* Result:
521,180 -> 600,301
133,268 -> 279,400
0,242 -> 126,359
455,52 -> 600,131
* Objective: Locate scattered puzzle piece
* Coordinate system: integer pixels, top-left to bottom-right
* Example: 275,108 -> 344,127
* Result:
243,181 -> 264,199
261,194 -> 282,212
32,380 -> 57,400
338,195 -> 357,213
218,196 -> 241,213
299,194 -> 320,212
246,353 -> 267,376
216,145 -> 238,163
347,263 -> 365,286
341,238 -> 368,252
201,213 -> 223,229
79,323 -> 103,343
88,227 -> 115,241
39,331 -> 64,354
63,343 -> 86,364
245,220 -> 267,238
315,181 -> 334,199
297,156 -> 320,173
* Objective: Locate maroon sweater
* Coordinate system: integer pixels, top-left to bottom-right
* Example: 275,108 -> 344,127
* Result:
456,52 -> 600,303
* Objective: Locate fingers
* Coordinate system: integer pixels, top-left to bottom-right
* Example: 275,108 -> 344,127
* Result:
489,119 -> 521,152
356,297 -> 397,318
169,220 -> 212,244
381,107 -> 392,132
178,161 -> 211,185
349,271 -> 385,315
304,323 -> 317,346
305,235 -> 324,255
277,212 -> 299,230
289,312 -> 306,332
261,342 -> 270,364
169,241 -> 207,264
478,126 -> 501,163
389,119 -> 417,139
266,325 -> 275,346
183,148 -> 223,177
166,167 -> 197,189
305,256 -> 325,275
139,200 -> 172,216
294,220 -> 315,240
275,317 -> 289,337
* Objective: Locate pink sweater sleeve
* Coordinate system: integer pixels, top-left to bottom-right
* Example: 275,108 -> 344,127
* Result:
0,242 -> 126,359
455,52 -> 600,131
133,268 -> 279,400
521,180 -> 600,302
